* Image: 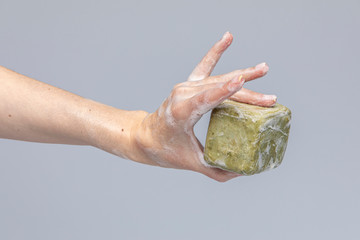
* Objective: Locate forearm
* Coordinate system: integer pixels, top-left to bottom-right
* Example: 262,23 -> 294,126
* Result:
0,66 -> 148,160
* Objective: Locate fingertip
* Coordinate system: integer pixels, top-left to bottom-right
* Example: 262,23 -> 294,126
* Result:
221,31 -> 233,46
239,75 -> 246,85
208,170 -> 241,182
226,172 -> 242,178
222,31 -> 230,39
255,62 -> 270,75
263,94 -> 277,107
227,75 -> 245,92
271,95 -> 277,106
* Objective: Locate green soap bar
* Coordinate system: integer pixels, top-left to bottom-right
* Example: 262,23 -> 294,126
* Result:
204,100 -> 291,176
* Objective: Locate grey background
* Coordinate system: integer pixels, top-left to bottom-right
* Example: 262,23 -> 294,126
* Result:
0,0 -> 359,239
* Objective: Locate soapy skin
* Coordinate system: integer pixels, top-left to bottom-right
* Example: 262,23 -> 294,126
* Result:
0,32 -> 276,182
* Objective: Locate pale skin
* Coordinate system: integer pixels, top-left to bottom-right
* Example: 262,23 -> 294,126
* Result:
0,32 -> 276,182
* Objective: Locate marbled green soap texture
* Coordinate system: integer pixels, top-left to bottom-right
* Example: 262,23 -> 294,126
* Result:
204,100 -> 291,176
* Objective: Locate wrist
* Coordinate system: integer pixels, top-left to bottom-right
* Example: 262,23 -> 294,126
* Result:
127,110 -> 153,163
86,104 -> 150,162
128,111 -> 161,166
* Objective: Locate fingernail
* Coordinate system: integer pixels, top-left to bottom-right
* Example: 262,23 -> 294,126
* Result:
222,31 -> 229,39
255,62 -> 269,73
221,31 -> 233,41
228,75 -> 245,91
238,75 -> 245,83
264,94 -> 277,105
232,75 -> 244,84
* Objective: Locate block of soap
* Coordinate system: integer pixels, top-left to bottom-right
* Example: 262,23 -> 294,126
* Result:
204,100 -> 291,176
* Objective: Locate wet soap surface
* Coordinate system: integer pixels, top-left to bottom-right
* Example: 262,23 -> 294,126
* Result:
204,100 -> 291,175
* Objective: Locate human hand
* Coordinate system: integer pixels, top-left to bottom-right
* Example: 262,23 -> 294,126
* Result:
131,32 -> 276,182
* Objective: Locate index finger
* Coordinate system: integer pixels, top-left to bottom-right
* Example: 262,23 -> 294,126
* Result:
188,32 -> 233,81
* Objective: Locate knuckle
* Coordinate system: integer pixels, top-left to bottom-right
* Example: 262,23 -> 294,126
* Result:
173,83 -> 183,89
204,56 -> 216,65
170,103 -> 187,120
171,85 -> 184,97
170,104 -> 178,115
173,82 -> 190,90
169,90 -> 180,101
